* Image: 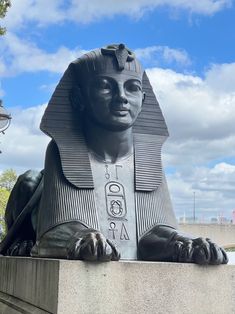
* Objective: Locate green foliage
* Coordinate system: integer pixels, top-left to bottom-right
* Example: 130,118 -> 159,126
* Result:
0,169 -> 17,237
0,168 -> 17,191
0,187 -> 9,238
0,187 -> 9,216
225,247 -> 235,252
0,0 -> 11,35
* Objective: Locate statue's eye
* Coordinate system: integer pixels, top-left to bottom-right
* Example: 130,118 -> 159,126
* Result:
95,79 -> 112,93
125,81 -> 142,93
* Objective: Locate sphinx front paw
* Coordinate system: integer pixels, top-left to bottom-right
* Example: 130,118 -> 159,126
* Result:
67,231 -> 120,262
192,237 -> 228,265
174,237 -> 228,265
7,239 -> 34,256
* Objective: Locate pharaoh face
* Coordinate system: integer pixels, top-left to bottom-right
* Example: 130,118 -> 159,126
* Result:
83,72 -> 144,131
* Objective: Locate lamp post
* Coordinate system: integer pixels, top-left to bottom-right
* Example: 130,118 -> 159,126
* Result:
0,100 -> 11,154
0,100 -> 11,134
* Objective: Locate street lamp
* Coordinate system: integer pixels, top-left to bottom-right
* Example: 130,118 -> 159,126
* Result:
0,100 -> 11,134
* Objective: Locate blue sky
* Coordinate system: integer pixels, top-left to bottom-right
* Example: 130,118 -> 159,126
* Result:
1,0 -> 235,221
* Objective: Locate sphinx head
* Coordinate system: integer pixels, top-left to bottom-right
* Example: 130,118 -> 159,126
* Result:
70,44 -> 145,131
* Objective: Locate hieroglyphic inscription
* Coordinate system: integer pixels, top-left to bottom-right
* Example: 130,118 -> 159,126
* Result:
103,163 -> 131,246
89,153 -> 136,259
105,182 -> 127,219
115,165 -> 122,180
109,222 -> 118,240
105,164 -> 110,180
120,223 -> 130,240
109,222 -> 130,241
104,164 -> 123,181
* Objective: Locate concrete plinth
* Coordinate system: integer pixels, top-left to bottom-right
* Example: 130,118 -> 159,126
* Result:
0,257 -> 234,314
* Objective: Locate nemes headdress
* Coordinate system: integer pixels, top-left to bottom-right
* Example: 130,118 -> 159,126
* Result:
74,44 -> 142,78
40,44 -> 169,191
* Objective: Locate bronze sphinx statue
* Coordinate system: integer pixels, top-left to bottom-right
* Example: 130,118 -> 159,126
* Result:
0,44 -> 228,264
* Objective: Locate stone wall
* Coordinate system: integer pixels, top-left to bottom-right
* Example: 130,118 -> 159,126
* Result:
180,223 -> 235,247
0,257 -> 234,314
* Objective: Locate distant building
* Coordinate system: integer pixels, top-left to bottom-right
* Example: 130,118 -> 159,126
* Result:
179,215 -> 232,224
218,216 -> 229,224
232,210 -> 235,224
178,216 -> 198,224
210,217 -> 218,224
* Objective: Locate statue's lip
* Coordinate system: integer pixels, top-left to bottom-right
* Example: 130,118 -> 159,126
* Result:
111,109 -> 129,116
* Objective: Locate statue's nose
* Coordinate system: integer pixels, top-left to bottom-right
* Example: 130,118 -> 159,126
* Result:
116,84 -> 128,104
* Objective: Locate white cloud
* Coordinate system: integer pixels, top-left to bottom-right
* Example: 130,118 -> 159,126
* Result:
0,32 -> 87,76
135,46 -> 191,67
145,63 -> 235,219
147,65 -> 235,166
167,163 -> 235,220
0,104 -> 49,174
4,0 -> 232,30
205,62 -> 235,93
4,0 -> 65,29
0,34 -> 192,78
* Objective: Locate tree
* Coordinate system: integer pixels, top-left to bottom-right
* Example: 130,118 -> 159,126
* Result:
0,0 -> 11,35
0,187 -> 9,237
0,168 -> 16,238
0,168 -> 17,191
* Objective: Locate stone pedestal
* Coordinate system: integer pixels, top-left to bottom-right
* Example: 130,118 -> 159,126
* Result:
0,257 -> 234,314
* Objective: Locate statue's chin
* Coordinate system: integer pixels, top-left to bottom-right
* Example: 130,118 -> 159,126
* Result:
102,124 -> 133,132
88,118 -> 134,132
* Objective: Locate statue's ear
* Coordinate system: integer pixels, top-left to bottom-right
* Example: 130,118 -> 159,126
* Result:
69,86 -> 85,112
142,91 -> 146,104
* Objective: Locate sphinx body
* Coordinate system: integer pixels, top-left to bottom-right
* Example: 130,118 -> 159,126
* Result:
1,44 -> 228,264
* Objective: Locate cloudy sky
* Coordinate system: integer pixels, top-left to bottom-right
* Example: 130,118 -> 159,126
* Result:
1,0 -> 235,221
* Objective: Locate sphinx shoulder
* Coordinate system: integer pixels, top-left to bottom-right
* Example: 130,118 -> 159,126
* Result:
5,169 -> 43,229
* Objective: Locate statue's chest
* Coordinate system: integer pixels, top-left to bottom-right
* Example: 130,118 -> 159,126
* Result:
89,153 -> 137,260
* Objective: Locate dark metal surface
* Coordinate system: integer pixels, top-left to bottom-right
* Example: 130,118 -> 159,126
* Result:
134,133 -> 165,191
1,44 -> 228,264
37,44 -> 175,260
133,72 -> 168,136
40,57 -> 168,191
0,101 -> 11,133
40,69 -> 94,189
136,174 -> 177,239
0,176 -> 43,254
37,141 -> 99,239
